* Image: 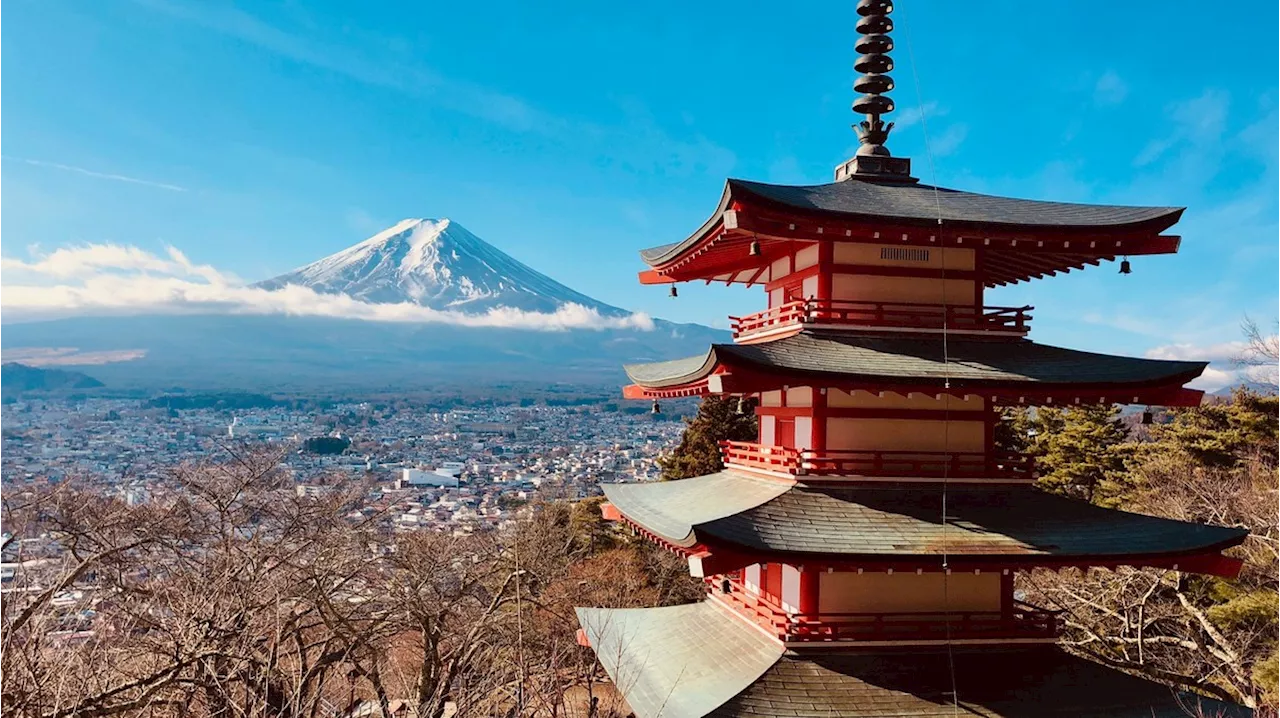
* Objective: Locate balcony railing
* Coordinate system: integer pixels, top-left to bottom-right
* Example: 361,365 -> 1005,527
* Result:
729,300 -> 1032,339
720,441 -> 1036,481
714,577 -> 1059,643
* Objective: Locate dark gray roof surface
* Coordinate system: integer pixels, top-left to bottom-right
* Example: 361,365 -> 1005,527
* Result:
732,178 -> 1183,229
602,472 -> 790,547
575,602 -> 784,718
709,646 -> 1249,717
697,484 -> 1247,558
624,330 -> 1207,389
640,178 -> 1183,267
604,476 -> 1246,560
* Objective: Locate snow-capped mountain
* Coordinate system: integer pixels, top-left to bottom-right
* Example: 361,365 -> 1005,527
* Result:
256,219 -> 626,315
2,218 -> 730,389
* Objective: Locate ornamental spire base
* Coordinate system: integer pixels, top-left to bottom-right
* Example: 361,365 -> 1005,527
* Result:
834,153 -> 915,182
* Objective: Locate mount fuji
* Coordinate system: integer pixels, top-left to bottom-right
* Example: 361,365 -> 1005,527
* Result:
256,218 -> 630,317
1,219 -> 726,390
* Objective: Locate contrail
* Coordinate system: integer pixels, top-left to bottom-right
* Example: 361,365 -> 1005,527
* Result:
3,156 -> 188,192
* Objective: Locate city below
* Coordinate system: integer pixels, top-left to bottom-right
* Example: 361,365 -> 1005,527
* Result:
1,390 -> 690,539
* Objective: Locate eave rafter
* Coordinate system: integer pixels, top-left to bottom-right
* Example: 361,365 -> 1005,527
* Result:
624,367 -> 1205,407
603,504 -> 1243,579
641,203 -> 1180,287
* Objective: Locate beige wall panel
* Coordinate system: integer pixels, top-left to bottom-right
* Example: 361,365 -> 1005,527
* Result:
831,274 -> 976,305
832,243 -> 975,270
818,572 -> 1001,613
785,386 -> 813,407
827,418 -> 984,452
826,389 -> 985,411
795,244 -> 820,270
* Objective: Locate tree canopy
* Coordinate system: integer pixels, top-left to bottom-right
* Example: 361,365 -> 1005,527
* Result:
658,395 -> 758,481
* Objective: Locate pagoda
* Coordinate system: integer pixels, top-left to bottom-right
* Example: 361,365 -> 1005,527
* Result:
575,2 -> 1251,716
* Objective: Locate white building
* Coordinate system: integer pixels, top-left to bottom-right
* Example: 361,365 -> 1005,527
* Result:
399,468 -> 460,488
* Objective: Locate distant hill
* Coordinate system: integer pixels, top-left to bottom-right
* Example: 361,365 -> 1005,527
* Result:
1,363 -> 104,391
1210,381 -> 1277,398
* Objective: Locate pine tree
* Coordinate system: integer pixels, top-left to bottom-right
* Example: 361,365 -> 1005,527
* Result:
658,395 -> 758,481
1026,405 -> 1134,506
1147,388 -> 1278,469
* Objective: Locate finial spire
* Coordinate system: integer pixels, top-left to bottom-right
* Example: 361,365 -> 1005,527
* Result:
853,0 -> 895,157
833,0 -> 915,182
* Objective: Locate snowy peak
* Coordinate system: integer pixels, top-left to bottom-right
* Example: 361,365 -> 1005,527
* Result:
257,219 -> 625,315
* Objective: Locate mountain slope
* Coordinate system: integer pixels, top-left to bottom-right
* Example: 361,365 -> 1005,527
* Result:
256,219 -> 624,315
1,218 -> 728,390
1,362 -> 104,391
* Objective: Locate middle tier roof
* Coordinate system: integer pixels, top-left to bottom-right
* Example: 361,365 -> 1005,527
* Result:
603,471 -> 1246,575
624,329 -> 1206,404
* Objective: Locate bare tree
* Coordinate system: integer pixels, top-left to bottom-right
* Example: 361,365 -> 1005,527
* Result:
1233,316 -> 1279,389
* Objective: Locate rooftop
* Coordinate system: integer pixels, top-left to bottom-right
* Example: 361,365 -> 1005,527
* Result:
603,472 -> 1247,570
640,178 -> 1184,268
576,601 -> 1248,718
624,330 -> 1206,394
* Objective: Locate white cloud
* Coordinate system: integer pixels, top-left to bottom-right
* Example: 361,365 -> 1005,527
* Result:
3,156 -> 187,192
1134,89 -> 1230,167
1093,70 -> 1128,106
1144,340 -> 1251,363
893,101 -> 946,130
1145,339 -> 1278,391
1,243 -> 654,332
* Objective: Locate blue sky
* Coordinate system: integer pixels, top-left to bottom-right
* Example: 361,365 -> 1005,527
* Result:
2,0 -> 1277,386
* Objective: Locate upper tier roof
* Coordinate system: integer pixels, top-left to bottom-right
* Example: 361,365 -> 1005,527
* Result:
624,330 -> 1206,391
640,178 -> 1184,267
576,601 -> 1248,718
602,472 -> 1247,568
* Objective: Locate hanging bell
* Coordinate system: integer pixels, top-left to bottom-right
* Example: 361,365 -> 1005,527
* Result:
736,395 -> 749,414
651,400 -> 661,414
669,285 -> 678,298
1119,257 -> 1132,275
748,239 -> 761,257
1141,407 -> 1153,425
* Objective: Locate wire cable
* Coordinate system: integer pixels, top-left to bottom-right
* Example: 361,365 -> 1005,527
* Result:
900,5 -> 960,714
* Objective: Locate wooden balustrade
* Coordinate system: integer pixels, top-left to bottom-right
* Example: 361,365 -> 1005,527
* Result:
719,441 -> 1035,480
729,299 -> 1033,338
712,577 -> 1059,643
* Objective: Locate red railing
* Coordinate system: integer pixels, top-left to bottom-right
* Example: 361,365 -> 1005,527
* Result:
729,299 -> 1032,338
720,441 -> 1035,480
713,577 -> 1059,643
720,441 -> 804,474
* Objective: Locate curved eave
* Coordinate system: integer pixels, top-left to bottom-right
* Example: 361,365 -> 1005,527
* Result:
639,178 -> 1185,273
603,479 -> 1248,577
623,333 -> 1208,404
575,606 -> 1250,718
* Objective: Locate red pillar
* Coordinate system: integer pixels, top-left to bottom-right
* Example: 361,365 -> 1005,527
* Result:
1000,570 -> 1015,617
817,242 -> 834,302
812,388 -> 828,453
798,567 -> 820,616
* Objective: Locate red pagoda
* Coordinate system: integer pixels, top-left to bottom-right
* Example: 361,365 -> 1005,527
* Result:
575,2 -> 1250,716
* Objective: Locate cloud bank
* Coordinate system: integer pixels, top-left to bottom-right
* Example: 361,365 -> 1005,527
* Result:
1146,340 -> 1278,392
1,244 -> 654,332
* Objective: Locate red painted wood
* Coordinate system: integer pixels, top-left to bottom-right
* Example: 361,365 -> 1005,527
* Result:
798,569 -> 820,615
730,299 -> 1032,338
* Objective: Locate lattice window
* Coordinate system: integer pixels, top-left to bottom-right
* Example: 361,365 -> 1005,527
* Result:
880,247 -> 931,262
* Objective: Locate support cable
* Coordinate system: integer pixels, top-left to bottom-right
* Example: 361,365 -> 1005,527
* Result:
900,6 -> 960,715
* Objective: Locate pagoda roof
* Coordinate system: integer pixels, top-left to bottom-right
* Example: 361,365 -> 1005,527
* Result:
624,330 -> 1206,393
576,601 -> 1248,718
602,473 -> 1247,570
640,178 -> 1183,268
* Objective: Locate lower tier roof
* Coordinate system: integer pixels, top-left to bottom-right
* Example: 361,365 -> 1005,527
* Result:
602,472 -> 1247,569
577,601 -> 1248,718
624,330 -> 1206,391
